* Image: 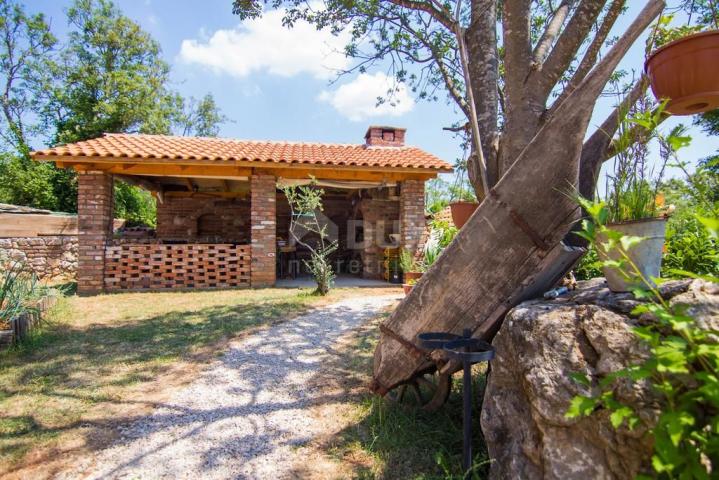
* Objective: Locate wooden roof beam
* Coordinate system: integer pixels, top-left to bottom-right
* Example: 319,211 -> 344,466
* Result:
64,161 -> 437,181
114,174 -> 165,204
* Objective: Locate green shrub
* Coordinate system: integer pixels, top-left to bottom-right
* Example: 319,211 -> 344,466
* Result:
574,245 -> 603,280
663,215 -> 719,278
0,259 -> 43,327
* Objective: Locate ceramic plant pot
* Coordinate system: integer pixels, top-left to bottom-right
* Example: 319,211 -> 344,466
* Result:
449,201 -> 479,229
598,217 -> 667,292
404,271 -> 423,282
402,284 -> 413,296
645,30 -> 719,115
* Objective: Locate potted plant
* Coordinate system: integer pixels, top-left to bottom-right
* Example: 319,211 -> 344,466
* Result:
645,12 -> 719,115
448,155 -> 479,229
402,278 -> 417,296
596,101 -> 686,292
399,249 -> 423,282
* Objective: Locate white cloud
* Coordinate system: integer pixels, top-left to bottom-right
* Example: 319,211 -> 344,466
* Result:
318,72 -> 415,121
178,9 -> 350,80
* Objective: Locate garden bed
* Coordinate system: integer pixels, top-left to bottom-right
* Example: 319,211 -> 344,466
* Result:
0,294 -> 58,350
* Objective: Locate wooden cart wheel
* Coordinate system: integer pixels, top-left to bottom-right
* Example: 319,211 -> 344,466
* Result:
385,369 -> 452,412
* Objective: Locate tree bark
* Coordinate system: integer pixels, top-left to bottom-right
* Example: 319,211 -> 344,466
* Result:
466,0 -> 499,192
371,0 -> 665,393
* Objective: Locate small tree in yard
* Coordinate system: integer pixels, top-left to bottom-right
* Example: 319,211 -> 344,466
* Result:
282,182 -> 338,295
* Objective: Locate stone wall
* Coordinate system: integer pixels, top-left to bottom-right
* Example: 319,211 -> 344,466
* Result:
156,195 -> 251,243
0,236 -> 77,280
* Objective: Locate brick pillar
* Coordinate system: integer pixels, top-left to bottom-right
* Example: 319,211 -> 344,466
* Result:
77,171 -> 114,295
399,180 -> 425,254
250,174 -> 276,287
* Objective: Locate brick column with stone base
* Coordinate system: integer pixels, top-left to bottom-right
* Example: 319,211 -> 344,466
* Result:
77,171 -> 114,295
399,180 -> 425,255
250,174 -> 277,287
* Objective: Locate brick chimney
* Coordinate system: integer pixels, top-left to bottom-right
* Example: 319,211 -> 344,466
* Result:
364,126 -> 406,147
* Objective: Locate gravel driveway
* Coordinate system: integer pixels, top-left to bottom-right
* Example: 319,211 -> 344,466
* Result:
61,293 -> 400,480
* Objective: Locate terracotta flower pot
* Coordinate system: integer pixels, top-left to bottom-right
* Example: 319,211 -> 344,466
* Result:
402,284 -> 413,295
449,201 -> 479,229
645,30 -> 719,115
597,217 -> 667,293
404,271 -> 423,282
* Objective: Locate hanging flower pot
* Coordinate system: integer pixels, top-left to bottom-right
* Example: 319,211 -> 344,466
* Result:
449,201 -> 479,229
645,30 -> 719,115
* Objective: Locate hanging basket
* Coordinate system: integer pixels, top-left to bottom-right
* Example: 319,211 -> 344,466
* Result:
449,201 -> 479,229
645,30 -> 719,115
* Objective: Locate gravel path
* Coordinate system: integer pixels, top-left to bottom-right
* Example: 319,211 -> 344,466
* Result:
61,294 -> 400,480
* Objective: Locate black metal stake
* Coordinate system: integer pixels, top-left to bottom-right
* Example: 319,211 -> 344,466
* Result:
417,330 -> 495,480
462,329 -> 472,475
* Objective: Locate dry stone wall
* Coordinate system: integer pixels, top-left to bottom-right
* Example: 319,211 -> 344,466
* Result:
0,236 -> 77,280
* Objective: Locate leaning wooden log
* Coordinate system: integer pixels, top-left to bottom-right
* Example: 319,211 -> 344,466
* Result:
370,1 -> 665,396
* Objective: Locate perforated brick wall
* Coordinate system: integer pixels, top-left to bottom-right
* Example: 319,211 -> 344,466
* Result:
104,243 -> 250,290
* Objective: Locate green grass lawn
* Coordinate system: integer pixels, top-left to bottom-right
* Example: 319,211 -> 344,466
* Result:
321,310 -> 491,480
0,287 -> 392,477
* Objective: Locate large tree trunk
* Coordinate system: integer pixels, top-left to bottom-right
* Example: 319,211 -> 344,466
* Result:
371,1 -> 664,394
466,0 -> 499,191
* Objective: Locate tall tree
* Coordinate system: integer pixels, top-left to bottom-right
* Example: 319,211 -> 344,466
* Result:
0,0 -> 60,209
44,0 -> 182,144
231,1 -> 668,408
233,1 -> 662,202
0,0 -> 55,155
174,93 -> 228,137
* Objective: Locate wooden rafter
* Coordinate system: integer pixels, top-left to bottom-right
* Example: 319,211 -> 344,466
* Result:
61,161 -> 436,182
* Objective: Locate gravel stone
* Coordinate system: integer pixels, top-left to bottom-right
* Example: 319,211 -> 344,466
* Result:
60,294 -> 400,480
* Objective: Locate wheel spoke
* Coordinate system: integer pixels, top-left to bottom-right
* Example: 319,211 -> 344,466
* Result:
397,384 -> 407,402
411,382 -> 423,404
416,376 -> 435,390
385,368 -> 453,412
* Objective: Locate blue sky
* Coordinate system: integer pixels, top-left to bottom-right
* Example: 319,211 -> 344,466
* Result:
29,1 -> 719,186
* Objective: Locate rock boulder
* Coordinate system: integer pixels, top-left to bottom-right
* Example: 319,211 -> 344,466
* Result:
480,278 -> 718,479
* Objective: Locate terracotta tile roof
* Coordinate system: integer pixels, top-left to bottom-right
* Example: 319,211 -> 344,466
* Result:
31,133 -> 452,172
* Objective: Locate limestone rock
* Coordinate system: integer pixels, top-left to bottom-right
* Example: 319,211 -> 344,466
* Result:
481,279 -> 716,480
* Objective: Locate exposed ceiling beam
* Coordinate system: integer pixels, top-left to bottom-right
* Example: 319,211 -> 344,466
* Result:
114,174 -> 165,204
65,162 -> 436,182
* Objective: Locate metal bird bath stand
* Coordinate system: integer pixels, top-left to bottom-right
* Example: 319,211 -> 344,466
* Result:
417,329 -> 495,478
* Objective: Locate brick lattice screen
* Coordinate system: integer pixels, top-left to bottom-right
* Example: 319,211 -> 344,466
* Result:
104,243 -> 250,290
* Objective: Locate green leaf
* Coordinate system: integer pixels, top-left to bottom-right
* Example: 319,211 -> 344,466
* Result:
610,406 -> 635,429
620,235 -> 644,251
569,372 -> 591,387
698,216 -> 719,240
565,395 -> 597,419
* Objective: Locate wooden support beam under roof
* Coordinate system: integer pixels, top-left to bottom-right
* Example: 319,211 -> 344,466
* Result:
114,174 -> 165,204
51,158 -> 438,181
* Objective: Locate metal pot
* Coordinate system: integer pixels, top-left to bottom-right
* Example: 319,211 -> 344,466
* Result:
598,217 -> 667,292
